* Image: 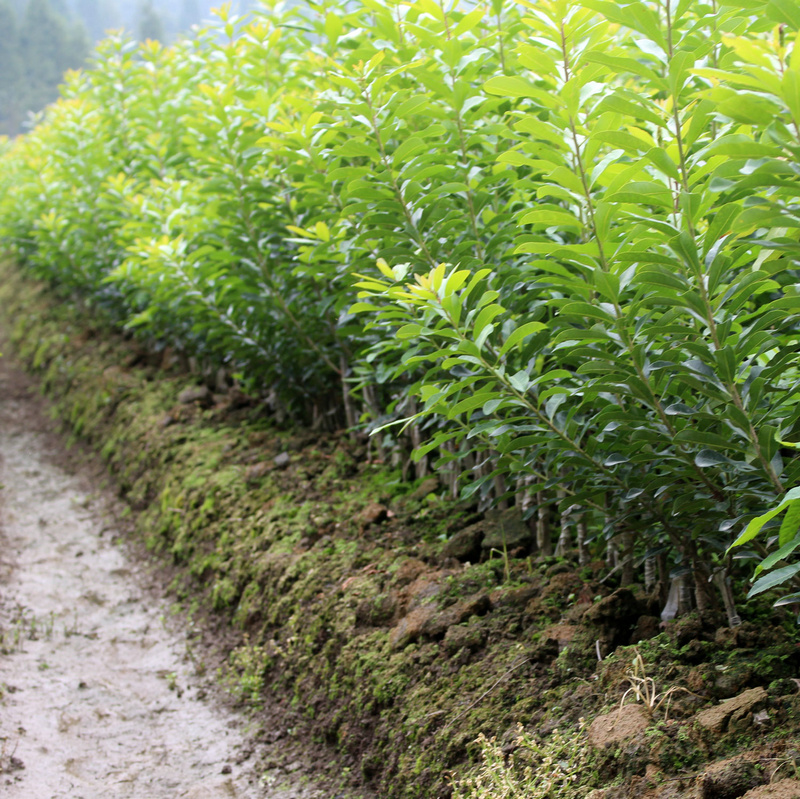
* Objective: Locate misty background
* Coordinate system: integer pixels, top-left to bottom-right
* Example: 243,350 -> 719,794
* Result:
0,0 -> 262,136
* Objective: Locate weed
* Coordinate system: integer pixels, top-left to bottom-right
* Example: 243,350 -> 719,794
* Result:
619,650 -> 694,721
1,609 -> 57,652
449,720 -> 591,798
763,746 -> 800,784
64,610 -> 80,637
0,735 -> 23,775
184,636 -> 207,677
488,546 -> 511,584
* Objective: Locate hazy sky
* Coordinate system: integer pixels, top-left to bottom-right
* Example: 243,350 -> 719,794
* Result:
58,0 -> 261,41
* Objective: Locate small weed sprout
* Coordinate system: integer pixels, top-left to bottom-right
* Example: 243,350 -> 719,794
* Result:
450,720 -> 591,799
0,735 -> 22,775
184,637 -> 206,677
488,547 -> 511,584
619,650 -> 693,721
64,610 -> 79,638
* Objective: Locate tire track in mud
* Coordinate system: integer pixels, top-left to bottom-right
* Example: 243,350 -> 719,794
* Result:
0,361 -> 323,799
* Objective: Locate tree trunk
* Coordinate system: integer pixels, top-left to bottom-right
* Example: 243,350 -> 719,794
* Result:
576,514 -> 589,566
714,570 -> 742,627
555,485 -> 571,557
536,491 -> 552,557
492,454 -> 508,510
678,574 -> 693,615
621,529 -> 635,586
340,355 -> 357,432
644,556 -> 657,593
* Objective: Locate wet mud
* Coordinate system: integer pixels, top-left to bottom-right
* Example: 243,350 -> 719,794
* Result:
0,361 -> 316,798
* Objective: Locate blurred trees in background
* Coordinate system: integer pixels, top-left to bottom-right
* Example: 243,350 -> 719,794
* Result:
0,0 -> 89,137
0,0 -> 243,136
136,0 -> 164,42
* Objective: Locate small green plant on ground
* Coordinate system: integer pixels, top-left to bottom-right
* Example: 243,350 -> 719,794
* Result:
450,721 -> 592,799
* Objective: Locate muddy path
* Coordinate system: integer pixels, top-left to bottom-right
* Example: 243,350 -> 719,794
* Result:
0,359 -> 323,798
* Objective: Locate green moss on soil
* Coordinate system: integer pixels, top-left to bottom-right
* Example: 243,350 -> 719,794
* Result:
3,259 -> 800,799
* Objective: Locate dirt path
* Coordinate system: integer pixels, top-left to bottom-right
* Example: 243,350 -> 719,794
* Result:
0,360 -> 322,798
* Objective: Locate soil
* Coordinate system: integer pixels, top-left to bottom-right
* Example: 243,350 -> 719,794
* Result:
741,779 -> 800,799
0,357 -> 326,795
3,261 -> 800,799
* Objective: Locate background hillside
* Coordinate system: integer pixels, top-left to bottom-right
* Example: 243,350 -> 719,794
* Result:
0,0 -> 259,136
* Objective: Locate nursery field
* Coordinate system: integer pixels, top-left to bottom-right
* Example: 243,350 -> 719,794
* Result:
2,0 -> 800,795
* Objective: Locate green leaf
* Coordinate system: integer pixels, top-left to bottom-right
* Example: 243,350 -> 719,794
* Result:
448,391 -> 502,418
699,135 -> 781,159
729,487 -> 800,549
695,449 -> 730,468
333,140 -> 382,161
636,266 -> 688,292
704,204 -> 742,257
592,130 -> 650,155
606,182 -> 673,209
590,93 -> 664,127
513,116 -> 569,150
516,43 -> 558,76
473,303 -> 505,341
484,76 -> 541,98
779,499 -> 800,546
668,49 -> 696,96
349,301 -> 381,313
766,0 -> 800,29
397,323 -> 424,339
394,96 -> 430,118
665,403 -> 695,415
782,68 -> 800,124
393,137 -> 428,165
755,532 -> 800,576
519,207 -> 584,229
748,562 -> 800,598
499,321 -> 546,356
644,147 -> 681,181
583,50 -> 660,82
582,0 -> 665,48
508,370 -> 530,393
773,593 -> 800,606
559,302 -> 616,323
451,6 -> 486,37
